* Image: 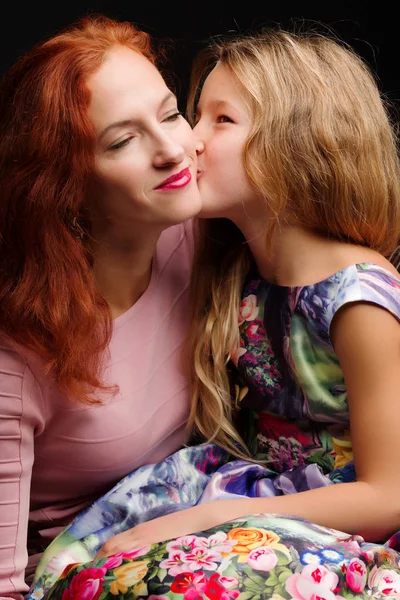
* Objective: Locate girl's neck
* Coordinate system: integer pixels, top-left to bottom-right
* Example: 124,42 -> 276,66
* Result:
239,222 -> 396,287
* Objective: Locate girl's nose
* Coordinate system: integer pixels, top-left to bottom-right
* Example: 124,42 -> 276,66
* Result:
194,137 -> 205,155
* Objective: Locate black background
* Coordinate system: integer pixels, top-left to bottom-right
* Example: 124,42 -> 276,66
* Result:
0,1 -> 398,111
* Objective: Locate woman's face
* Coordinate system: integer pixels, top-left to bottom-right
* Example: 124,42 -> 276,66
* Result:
193,62 -> 259,221
87,45 -> 201,230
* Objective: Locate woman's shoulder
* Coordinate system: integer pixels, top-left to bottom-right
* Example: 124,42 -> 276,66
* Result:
0,334 -> 48,425
0,335 -> 28,376
0,333 -> 54,392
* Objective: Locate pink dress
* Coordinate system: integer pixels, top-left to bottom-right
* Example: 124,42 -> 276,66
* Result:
0,221 -> 194,600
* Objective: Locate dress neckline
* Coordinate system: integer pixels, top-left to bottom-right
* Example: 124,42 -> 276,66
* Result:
248,262 -> 400,291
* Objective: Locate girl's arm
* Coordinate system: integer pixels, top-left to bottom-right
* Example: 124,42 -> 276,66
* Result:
96,301 -> 400,557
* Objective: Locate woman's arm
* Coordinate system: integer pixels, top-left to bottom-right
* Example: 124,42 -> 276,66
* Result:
0,344 -> 43,600
95,302 -> 400,557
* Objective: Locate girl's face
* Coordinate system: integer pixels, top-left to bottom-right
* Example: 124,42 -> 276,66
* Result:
88,46 -> 201,231
193,63 -> 259,221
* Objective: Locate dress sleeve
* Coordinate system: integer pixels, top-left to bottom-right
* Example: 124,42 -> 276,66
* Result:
0,344 -> 45,600
326,264 -> 400,336
356,264 -> 400,321
297,264 -> 400,346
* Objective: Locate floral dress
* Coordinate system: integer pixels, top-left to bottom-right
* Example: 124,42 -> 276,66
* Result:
29,263 -> 400,600
234,261 -> 400,485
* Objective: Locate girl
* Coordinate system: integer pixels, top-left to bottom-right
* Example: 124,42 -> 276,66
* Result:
36,27 -> 400,600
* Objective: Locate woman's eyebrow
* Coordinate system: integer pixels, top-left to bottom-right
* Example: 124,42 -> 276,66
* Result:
98,92 -> 176,141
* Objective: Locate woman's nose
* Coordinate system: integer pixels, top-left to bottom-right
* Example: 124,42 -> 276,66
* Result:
153,135 -> 185,167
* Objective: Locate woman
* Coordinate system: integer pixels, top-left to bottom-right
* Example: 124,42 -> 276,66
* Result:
0,14 -> 211,600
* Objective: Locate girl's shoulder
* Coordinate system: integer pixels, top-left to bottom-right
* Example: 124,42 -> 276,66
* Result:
295,262 -> 400,342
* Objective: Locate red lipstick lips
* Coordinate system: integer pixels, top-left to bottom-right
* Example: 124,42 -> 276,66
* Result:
155,167 -> 191,190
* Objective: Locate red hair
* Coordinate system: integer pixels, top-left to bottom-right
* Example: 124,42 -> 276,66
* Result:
0,15 -> 157,402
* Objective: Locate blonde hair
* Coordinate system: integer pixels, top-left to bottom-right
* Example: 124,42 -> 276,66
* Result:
185,28 -> 400,457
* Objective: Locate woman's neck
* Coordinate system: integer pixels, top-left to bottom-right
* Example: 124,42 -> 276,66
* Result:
91,222 -> 162,319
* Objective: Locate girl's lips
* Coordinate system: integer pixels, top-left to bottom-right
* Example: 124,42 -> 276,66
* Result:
155,167 -> 191,190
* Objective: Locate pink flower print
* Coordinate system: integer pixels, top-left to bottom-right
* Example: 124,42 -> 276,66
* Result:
160,551 -> 195,576
196,531 -> 236,554
361,550 -> 374,562
345,558 -> 367,593
368,566 -> 400,596
247,547 -> 278,572
337,537 -> 362,554
120,545 -> 151,559
219,576 -> 239,589
285,564 -> 341,600
61,567 -> 106,600
171,571 -> 208,600
101,545 -> 151,570
231,345 -> 246,367
246,323 -> 259,336
102,554 -> 123,569
238,294 -> 259,325
184,547 -> 220,571
167,535 -> 201,554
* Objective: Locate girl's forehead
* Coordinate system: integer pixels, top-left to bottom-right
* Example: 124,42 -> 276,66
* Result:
198,64 -> 251,115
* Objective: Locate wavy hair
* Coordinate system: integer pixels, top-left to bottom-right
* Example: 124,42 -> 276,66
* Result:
185,28 -> 400,457
0,15 -> 159,402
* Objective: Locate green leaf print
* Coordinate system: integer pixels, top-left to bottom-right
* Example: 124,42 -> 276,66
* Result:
225,520 -> 250,530
278,569 -> 292,583
157,567 -> 168,582
307,449 -> 334,471
221,561 -> 242,581
243,572 -> 267,587
276,550 -> 291,566
272,583 -> 287,598
146,566 -> 158,581
265,573 -> 279,587
238,593 -> 256,600
242,565 -> 264,579
243,577 -> 264,593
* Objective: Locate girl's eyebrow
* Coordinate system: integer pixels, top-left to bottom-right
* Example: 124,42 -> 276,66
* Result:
197,99 -> 241,117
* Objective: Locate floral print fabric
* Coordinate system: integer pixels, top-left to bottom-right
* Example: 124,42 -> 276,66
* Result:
236,262 -> 400,480
41,515 -> 400,600
29,263 -> 400,599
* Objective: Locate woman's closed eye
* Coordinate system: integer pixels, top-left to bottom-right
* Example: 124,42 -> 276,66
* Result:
107,112 -> 181,151
163,111 -> 182,123
108,136 -> 134,152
